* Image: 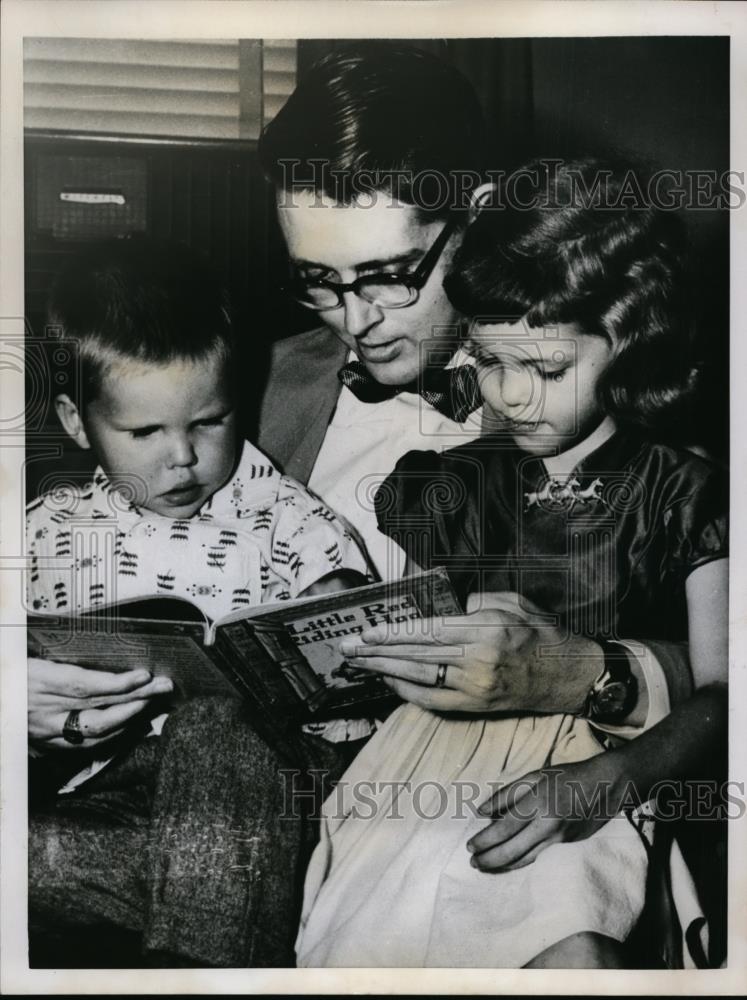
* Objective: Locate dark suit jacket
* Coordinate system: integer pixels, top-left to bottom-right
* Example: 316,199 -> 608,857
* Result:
256,325 -> 504,485
256,326 -> 351,485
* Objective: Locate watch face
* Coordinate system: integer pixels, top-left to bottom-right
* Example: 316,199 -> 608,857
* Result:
597,681 -> 628,712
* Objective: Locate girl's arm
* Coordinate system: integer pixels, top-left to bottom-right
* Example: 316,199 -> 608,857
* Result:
468,559 -> 728,870
593,557 -> 728,791
686,557 -> 728,687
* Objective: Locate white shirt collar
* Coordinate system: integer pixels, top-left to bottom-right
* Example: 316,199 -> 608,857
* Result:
345,345 -> 475,374
542,416 -> 617,478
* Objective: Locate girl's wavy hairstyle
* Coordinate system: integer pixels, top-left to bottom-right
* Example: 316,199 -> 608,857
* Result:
444,158 -> 696,432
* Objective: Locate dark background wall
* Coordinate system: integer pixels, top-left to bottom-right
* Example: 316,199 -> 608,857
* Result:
25,35 -> 730,499
297,37 -> 729,454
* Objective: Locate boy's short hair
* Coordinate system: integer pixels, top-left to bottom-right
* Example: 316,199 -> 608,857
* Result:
258,43 -> 486,219
47,236 -> 234,407
445,158 -> 695,431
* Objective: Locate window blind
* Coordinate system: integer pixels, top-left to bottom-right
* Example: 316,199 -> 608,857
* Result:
24,38 -> 297,141
262,39 -> 297,127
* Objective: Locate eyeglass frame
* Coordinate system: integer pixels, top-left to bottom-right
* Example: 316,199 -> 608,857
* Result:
286,216 -> 459,311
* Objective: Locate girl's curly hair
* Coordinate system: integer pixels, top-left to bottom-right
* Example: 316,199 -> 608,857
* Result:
444,158 -> 697,432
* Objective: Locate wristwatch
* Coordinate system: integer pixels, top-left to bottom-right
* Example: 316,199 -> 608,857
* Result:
584,640 -> 638,722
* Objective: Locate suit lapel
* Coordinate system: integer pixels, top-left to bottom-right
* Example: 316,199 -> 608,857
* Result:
282,369 -> 342,485
260,332 -> 492,484
257,327 -> 347,485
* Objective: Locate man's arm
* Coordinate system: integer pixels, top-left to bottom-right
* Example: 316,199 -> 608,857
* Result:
643,640 -> 693,704
338,594 -> 694,724
465,590 -> 693,733
588,639 -> 692,740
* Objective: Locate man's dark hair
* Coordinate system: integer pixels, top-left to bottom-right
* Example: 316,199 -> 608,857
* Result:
47,235 -> 234,407
445,158 -> 695,431
258,43 -> 487,218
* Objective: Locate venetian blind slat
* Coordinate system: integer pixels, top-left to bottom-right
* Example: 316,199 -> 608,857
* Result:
25,83 -> 239,119
23,38 -> 297,141
262,39 -> 296,126
24,60 -> 238,93
24,107 -> 242,140
24,38 -> 238,70
263,42 -> 297,74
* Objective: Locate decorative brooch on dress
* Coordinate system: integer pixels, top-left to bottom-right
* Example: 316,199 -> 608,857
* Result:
524,477 -> 607,513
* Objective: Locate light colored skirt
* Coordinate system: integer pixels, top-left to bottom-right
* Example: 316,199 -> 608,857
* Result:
296,703 -> 652,968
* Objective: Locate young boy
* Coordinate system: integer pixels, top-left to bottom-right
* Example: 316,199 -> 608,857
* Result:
27,237 -> 370,967
27,236 -> 369,625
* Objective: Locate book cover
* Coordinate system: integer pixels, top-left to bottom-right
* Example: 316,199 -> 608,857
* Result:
27,568 -> 463,722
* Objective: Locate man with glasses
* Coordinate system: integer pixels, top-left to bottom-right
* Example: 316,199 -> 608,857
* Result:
257,44 -> 490,578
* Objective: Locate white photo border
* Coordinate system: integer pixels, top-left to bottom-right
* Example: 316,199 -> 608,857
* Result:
1,1 -> 745,994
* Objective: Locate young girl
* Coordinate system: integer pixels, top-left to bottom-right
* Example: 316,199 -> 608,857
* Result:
294,160 -> 728,968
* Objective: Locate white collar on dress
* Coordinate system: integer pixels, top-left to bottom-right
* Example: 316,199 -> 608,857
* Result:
542,416 -> 617,479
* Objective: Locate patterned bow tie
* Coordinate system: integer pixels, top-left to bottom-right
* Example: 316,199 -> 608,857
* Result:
338,359 -> 481,423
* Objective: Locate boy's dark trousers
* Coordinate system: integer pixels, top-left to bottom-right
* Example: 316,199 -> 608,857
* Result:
28,696 -> 363,968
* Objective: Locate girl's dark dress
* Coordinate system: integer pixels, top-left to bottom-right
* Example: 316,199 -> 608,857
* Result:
376,428 -> 726,644
295,429 -> 727,968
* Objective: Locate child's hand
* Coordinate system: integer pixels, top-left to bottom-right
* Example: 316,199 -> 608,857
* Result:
467,753 -> 628,872
299,570 -> 368,598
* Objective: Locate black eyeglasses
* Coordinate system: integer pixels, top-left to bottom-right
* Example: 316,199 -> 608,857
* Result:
288,218 -> 457,311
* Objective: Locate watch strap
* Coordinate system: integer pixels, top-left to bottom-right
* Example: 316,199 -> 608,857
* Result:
585,640 -> 638,722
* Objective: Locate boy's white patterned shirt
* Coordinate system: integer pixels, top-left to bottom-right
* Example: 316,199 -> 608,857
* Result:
26,440 -> 369,620
27,442 -> 373,765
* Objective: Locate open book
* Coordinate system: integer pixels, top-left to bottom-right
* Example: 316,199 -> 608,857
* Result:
27,568 -> 462,723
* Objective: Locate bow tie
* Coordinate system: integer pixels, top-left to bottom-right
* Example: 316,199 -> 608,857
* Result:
338,359 -> 481,423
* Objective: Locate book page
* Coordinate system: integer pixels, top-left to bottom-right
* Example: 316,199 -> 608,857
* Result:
252,569 -> 462,693
28,618 -> 237,700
